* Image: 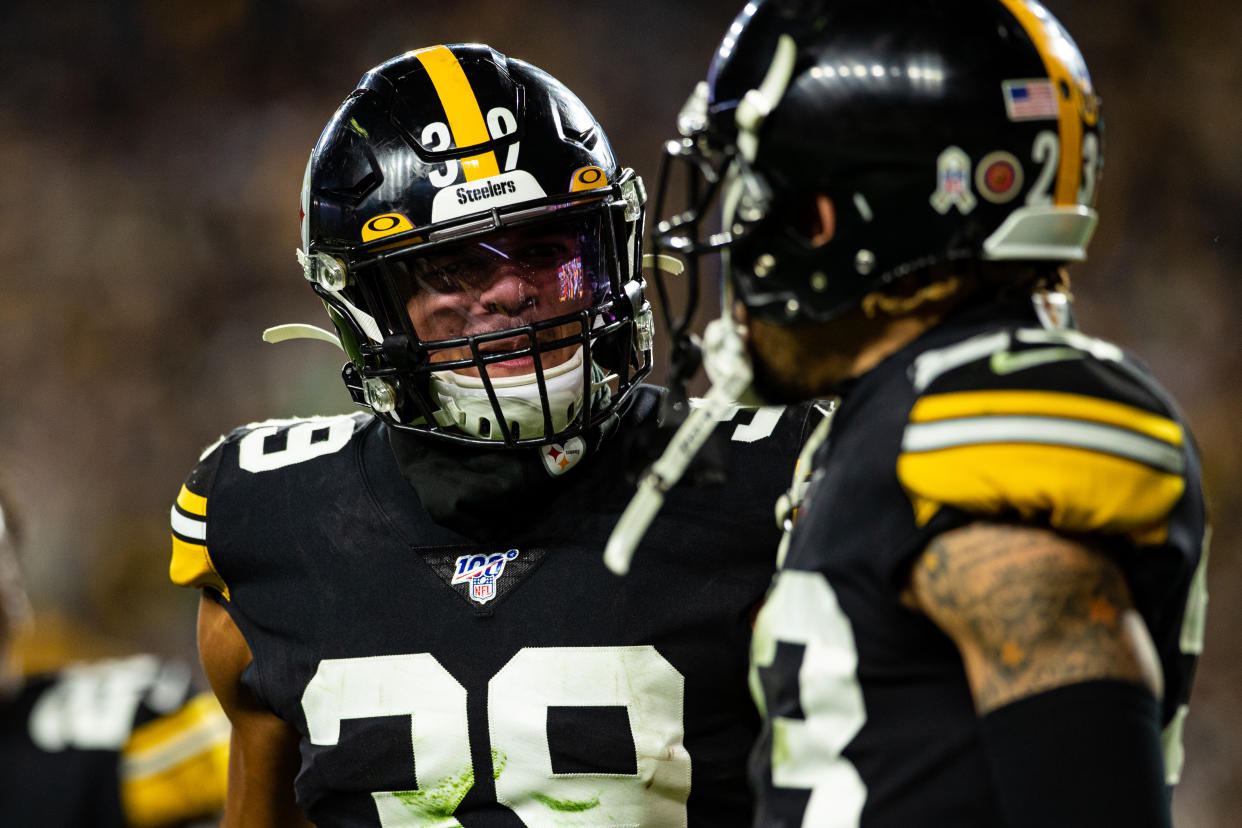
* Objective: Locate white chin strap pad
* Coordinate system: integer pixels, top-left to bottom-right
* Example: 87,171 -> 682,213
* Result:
429,347 -> 602,441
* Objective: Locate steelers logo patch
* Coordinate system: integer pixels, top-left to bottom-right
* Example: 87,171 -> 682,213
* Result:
975,151 -> 1024,204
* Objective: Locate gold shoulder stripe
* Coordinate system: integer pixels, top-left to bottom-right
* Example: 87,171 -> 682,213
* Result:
121,692 -> 229,828
910,390 -> 1184,446
898,442 -> 1183,545
176,485 -> 206,517
412,45 -> 501,181
169,535 -> 230,600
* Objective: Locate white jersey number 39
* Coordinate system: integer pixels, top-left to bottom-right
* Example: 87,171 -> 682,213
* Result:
302,646 -> 691,827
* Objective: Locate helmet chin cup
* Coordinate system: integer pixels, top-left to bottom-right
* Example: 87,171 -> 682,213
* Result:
428,347 -> 608,442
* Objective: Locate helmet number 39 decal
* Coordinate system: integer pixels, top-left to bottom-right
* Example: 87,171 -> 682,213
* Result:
422,106 -> 521,189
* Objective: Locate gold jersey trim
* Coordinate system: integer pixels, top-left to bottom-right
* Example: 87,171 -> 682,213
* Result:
169,486 -> 230,599
898,441 -> 1183,544
901,389 -> 1185,543
175,484 -> 206,517
910,389 -> 1184,446
169,536 -> 230,600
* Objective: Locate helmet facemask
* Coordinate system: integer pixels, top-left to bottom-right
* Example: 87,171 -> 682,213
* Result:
316,182 -> 652,448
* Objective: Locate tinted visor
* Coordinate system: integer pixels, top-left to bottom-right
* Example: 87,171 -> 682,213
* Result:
393,214 -> 610,349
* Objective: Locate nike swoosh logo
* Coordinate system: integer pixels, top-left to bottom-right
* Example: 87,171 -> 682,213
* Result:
990,346 -> 1084,375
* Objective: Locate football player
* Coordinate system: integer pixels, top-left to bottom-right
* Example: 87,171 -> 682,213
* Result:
0,489 -> 229,827
636,1 -> 1210,826
169,44 -> 820,826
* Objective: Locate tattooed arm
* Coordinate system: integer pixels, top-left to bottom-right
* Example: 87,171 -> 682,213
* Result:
906,521 -> 1162,712
906,521 -> 1173,827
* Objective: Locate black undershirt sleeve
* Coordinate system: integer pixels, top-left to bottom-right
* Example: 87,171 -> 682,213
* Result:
979,679 -> 1172,828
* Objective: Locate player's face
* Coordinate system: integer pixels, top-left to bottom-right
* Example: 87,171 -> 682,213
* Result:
745,311 -> 864,401
404,225 -> 593,379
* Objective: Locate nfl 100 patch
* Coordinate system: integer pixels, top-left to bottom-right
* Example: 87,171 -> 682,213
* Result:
452,549 -> 520,604
416,544 -> 551,614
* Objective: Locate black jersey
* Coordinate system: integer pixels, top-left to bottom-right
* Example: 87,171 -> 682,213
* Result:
748,298 -> 1208,827
170,386 -> 818,827
0,655 -> 229,827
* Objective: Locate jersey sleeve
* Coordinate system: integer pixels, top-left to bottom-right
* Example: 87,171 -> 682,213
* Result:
120,690 -> 230,828
896,327 -> 1190,546
168,435 -> 231,599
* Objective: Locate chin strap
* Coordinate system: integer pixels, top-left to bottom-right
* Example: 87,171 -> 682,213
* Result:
603,313 -> 756,575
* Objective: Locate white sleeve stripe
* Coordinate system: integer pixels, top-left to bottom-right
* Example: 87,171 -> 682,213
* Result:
169,506 -> 206,542
120,715 -> 230,781
910,331 -> 1011,392
902,416 -> 1185,474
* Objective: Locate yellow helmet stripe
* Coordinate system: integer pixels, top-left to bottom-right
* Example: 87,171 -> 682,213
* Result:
998,0 -> 1084,204
412,46 -> 501,182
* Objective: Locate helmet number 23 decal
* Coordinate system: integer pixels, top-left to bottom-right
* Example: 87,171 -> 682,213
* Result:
302,646 -> 691,827
422,106 -> 521,189
1026,129 -> 1101,208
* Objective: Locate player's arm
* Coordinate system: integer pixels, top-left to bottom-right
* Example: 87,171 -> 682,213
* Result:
906,521 -> 1173,828
198,594 -> 312,828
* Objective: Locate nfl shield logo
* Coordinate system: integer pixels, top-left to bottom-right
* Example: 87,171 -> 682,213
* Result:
472,575 -> 495,602
452,549 -> 519,605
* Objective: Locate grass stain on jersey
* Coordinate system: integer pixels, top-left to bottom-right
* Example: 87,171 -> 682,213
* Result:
491,748 -> 507,781
532,792 -> 601,812
392,766 -> 473,819
771,725 -> 794,770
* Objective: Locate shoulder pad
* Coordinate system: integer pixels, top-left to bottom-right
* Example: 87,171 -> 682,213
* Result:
169,413 -> 371,598
898,327 -> 1187,544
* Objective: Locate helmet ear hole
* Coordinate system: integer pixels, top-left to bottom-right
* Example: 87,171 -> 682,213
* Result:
779,192 -> 836,249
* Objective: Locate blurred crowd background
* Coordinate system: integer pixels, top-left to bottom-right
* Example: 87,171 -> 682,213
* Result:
1,0 -> 1237,823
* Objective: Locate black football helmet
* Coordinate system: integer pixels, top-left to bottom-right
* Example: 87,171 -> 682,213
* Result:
653,0 -> 1103,325
299,44 -> 651,447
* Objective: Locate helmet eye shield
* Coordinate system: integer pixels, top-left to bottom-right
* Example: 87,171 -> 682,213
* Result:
376,212 -> 613,381
397,216 -> 606,345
